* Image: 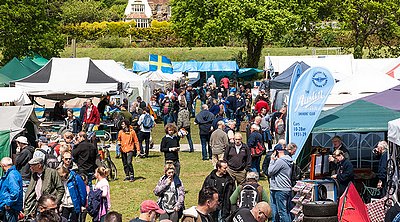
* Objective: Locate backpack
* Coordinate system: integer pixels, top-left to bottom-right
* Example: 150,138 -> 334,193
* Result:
238,183 -> 263,209
87,189 -> 107,219
291,162 -> 303,187
275,114 -> 285,134
37,145 -> 59,169
142,114 -> 154,129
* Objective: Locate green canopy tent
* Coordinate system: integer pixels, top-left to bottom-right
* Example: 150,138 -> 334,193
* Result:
29,53 -> 48,67
296,100 -> 400,169
0,57 -> 36,81
21,57 -> 42,72
238,68 -> 263,79
312,100 -> 400,133
0,73 -> 13,86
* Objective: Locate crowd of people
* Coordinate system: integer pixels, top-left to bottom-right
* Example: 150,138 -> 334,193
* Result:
0,75 -> 391,222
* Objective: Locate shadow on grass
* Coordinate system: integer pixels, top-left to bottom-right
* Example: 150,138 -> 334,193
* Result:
134,176 -> 146,181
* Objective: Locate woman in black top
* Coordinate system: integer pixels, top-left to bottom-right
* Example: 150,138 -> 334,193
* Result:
160,123 -> 181,176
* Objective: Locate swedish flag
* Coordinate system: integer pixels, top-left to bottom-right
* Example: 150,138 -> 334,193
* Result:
149,54 -> 173,74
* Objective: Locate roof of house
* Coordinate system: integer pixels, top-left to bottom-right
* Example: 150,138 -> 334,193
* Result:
126,13 -> 149,19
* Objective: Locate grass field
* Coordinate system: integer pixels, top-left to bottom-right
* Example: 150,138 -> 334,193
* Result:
61,46 -> 320,69
108,148 -> 270,221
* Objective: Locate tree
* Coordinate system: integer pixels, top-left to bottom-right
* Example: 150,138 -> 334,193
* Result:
336,0 -> 400,58
171,0 -> 298,67
0,0 -> 65,63
61,0 -> 108,24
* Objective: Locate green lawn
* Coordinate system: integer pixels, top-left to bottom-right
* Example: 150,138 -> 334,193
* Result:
61,46 -> 320,69
110,110 -> 254,221
108,150 -> 270,221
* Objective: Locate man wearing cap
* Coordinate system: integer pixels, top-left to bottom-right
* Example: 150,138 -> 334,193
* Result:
181,187 -> 219,222
195,104 -> 215,161
130,200 -> 166,222
32,136 -> 51,162
15,136 -> 35,194
331,150 -> 354,198
0,157 -> 23,222
268,144 -> 293,222
223,133 -> 251,186
24,157 -> 64,218
225,92 -> 237,120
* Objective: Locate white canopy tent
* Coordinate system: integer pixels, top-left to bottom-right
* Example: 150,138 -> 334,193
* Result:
0,88 -> 31,105
389,118 -> 400,146
15,58 -> 121,100
0,106 -> 36,140
93,60 -> 151,102
139,70 -> 183,92
267,55 -> 354,81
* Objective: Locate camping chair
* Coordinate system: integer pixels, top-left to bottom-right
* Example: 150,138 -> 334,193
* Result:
361,182 -> 381,203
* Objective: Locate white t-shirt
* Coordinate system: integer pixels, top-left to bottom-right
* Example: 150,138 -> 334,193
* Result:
138,113 -> 155,132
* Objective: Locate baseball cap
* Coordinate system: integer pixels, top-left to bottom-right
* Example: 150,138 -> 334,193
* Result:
15,136 -> 28,144
28,157 -> 44,165
274,144 -> 284,151
37,136 -> 48,143
140,200 -> 166,214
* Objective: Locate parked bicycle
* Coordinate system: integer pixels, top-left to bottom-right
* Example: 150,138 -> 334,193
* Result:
98,144 -> 118,181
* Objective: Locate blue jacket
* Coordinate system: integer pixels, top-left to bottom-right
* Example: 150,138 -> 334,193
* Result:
0,166 -> 23,212
67,171 -> 87,214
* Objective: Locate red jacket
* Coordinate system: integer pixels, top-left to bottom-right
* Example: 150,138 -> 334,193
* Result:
255,100 -> 270,114
83,105 -> 100,125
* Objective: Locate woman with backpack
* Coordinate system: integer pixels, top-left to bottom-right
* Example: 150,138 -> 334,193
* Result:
160,123 -> 181,177
154,164 -> 185,222
93,167 -> 111,222
57,166 -> 87,222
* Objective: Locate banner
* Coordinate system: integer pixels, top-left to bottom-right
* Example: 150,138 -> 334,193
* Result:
288,67 -> 335,161
286,63 -> 303,141
149,54 -> 173,74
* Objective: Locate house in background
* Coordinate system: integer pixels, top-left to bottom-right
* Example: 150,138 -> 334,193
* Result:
124,0 -> 170,28
148,0 -> 171,22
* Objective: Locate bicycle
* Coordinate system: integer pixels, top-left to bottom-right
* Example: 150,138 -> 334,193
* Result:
98,144 -> 118,181
95,130 -> 117,181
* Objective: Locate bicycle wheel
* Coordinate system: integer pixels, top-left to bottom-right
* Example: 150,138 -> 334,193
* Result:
108,160 -> 118,181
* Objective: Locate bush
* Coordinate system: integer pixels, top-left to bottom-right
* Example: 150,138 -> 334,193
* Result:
96,36 -> 129,48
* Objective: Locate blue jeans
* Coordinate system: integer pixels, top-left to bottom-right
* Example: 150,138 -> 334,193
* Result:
115,131 -> 121,156
3,208 -> 18,222
270,190 -> 291,222
186,129 -> 194,152
200,134 -> 211,160
250,155 -> 261,174
87,123 -> 95,132
163,114 -> 173,125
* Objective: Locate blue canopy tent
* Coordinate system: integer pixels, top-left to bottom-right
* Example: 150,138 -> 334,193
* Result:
132,60 -> 240,82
